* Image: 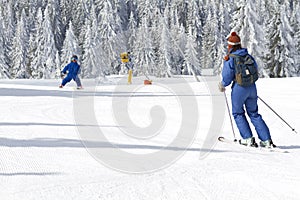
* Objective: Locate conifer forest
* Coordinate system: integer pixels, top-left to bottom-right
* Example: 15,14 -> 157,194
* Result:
0,0 -> 299,79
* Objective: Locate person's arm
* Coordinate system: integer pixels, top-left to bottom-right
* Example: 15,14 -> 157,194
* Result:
62,64 -> 69,74
221,58 -> 235,87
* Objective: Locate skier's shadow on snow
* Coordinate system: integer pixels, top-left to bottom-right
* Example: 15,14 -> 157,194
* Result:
276,145 -> 300,150
2,137 -> 300,153
0,88 -> 73,97
0,122 -> 114,127
0,172 -> 62,176
0,88 -> 219,98
0,137 -> 226,153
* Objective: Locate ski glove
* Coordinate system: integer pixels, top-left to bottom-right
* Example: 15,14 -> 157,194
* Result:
60,72 -> 65,79
218,82 -> 225,92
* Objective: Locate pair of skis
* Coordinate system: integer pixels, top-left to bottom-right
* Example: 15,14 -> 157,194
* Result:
218,136 -> 289,153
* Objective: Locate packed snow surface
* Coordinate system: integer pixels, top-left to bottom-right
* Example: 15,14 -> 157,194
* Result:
0,76 -> 299,200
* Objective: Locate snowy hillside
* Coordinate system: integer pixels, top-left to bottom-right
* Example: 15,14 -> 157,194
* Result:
0,76 -> 299,200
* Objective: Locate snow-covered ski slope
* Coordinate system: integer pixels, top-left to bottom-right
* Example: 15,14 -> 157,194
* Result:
0,76 -> 299,200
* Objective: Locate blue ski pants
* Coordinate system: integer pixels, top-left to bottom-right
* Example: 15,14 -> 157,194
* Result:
62,75 -> 82,87
231,83 -> 271,141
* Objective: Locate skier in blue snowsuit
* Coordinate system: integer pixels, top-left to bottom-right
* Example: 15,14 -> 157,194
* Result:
219,32 -> 275,148
59,55 -> 82,89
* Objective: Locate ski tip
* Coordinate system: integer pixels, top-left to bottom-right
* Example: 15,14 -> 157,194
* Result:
218,136 -> 237,143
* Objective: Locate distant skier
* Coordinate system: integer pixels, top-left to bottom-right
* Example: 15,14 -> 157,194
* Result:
218,32 -> 276,148
59,55 -> 83,89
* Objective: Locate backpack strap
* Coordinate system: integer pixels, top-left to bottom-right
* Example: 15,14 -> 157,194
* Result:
228,53 -> 241,59
228,54 -> 243,73
228,54 -> 239,83
228,54 -> 237,57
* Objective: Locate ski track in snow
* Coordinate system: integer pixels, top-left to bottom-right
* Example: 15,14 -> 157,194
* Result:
0,77 -> 299,200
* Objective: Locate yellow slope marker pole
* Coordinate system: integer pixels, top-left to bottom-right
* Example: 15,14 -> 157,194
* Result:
128,69 -> 133,84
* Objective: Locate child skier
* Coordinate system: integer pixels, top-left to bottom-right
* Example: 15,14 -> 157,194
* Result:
59,55 -> 83,89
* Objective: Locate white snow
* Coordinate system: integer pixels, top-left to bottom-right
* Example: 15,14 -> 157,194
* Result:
0,76 -> 299,200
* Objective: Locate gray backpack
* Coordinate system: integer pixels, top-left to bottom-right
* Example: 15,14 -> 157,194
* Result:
229,54 -> 258,87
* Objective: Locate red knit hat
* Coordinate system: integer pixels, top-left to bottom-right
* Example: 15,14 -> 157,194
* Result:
227,32 -> 241,46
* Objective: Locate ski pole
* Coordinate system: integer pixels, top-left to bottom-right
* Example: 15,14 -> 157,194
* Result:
224,91 -> 237,141
258,96 -> 297,134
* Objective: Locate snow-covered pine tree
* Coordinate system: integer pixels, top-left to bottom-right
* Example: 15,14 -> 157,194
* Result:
127,11 -> 137,52
49,0 -> 64,53
241,0 -> 268,75
43,6 -> 58,79
97,0 -> 120,73
0,10 -> 9,78
183,28 -> 201,79
214,0 -> 230,75
264,0 -> 284,78
157,8 -> 173,77
72,0 -> 86,37
29,8 -> 45,79
11,9 -> 30,79
0,0 -> 299,79
82,5 -> 105,78
133,17 -> 155,77
136,0 -> 155,24
293,2 -> 300,76
278,1 -> 296,77
186,0 -> 202,53
150,6 -> 161,64
27,6 -> 57,79
200,5 -> 218,70
55,51 -> 61,78
2,1 -> 15,74
229,0 -> 244,36
169,4 -> 185,75
82,20 -> 97,78
60,21 -> 80,69
114,0 -> 129,31
60,0 -> 73,30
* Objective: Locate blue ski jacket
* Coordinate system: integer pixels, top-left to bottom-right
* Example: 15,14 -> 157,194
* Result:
221,48 -> 271,141
62,61 -> 80,79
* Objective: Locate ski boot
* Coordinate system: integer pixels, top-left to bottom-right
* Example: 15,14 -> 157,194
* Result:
239,137 -> 258,147
260,139 -> 276,148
